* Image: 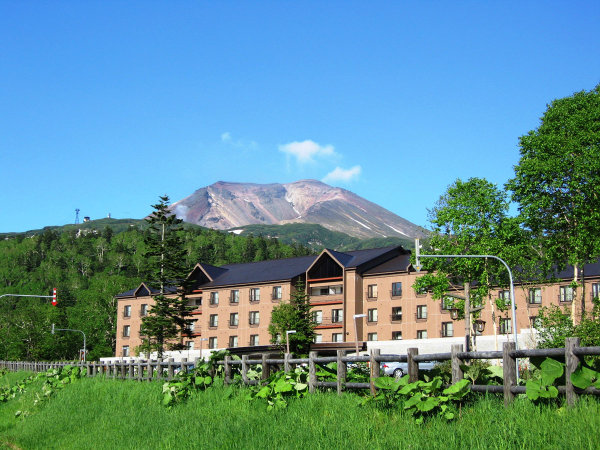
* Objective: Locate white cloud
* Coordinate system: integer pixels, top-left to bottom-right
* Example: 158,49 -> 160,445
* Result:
322,165 -> 362,183
220,131 -> 257,150
279,140 -> 336,164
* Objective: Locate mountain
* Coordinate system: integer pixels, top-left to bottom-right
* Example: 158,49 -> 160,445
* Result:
170,180 -> 427,240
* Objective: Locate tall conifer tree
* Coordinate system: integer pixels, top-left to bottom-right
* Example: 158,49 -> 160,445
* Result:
140,195 -> 195,357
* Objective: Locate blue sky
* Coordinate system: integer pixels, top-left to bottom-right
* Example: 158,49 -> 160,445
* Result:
1,1 -> 599,233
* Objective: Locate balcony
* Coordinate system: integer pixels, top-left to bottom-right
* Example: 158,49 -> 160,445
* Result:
390,314 -> 402,322
390,289 -> 402,299
314,318 -> 343,329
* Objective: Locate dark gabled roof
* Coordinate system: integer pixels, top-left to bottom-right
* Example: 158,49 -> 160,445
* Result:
554,261 -> 600,279
200,255 -> 317,288
116,283 -> 177,298
116,245 -> 409,295
325,246 -> 405,269
362,253 -> 412,275
200,263 -> 229,280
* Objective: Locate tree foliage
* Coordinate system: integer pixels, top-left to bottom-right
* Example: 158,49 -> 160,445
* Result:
507,84 -> 600,317
268,281 -> 315,356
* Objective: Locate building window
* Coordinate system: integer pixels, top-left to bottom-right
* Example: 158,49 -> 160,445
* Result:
186,321 -> 195,334
417,330 -> 428,339
498,290 -> 511,307
391,307 -> 402,322
442,297 -> 454,310
415,286 -> 427,296
392,331 -> 402,340
442,322 -> 454,337
367,308 -> 378,323
249,311 -> 260,326
123,305 -> 131,318
210,292 -> 219,305
140,304 -> 148,316
367,284 -> 378,299
312,310 -> 323,324
367,332 -> 378,341
229,336 -> 238,348
592,283 -> 600,301
499,318 -> 512,335
332,309 -> 343,323
559,286 -> 574,303
229,313 -> 239,327
272,286 -> 282,300
209,314 -> 218,328
186,341 -> 194,350
417,305 -> 428,320
249,335 -> 259,346
530,316 -> 542,329
122,345 -> 130,357
528,288 -> 542,305
209,337 -> 217,349
122,325 -> 130,337
314,334 -> 323,343
391,282 -> 402,297
332,333 -> 343,342
250,288 -> 260,302
230,290 -> 239,304
310,285 -> 343,296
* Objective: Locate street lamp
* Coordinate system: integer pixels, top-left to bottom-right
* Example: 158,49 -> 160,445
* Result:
353,314 -> 367,356
52,323 -> 87,361
198,338 -> 208,360
286,330 -> 296,355
414,238 -> 518,350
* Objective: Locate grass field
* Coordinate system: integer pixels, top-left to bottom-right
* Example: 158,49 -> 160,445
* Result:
1,372 -> 600,449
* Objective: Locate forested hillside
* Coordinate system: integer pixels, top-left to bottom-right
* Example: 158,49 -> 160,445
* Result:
0,226 -> 312,361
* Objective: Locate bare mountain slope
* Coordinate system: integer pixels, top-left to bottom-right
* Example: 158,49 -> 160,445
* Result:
170,180 -> 426,239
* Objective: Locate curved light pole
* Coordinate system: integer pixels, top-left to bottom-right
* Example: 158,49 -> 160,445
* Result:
353,314 -> 367,356
52,323 -> 87,361
415,239 -> 518,350
285,330 -> 296,355
1,289 -> 57,305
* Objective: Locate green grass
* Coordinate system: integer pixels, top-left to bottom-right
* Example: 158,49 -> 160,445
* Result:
2,373 -> 600,449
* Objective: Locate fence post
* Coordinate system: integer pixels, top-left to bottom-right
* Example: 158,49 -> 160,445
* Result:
241,355 -> 249,384
180,357 -> 187,375
146,359 -> 152,381
156,358 -> 163,380
565,337 -> 581,407
261,354 -> 270,381
407,348 -> 419,383
224,355 -> 231,385
167,358 -> 174,380
370,349 -> 380,395
284,353 -> 291,373
451,344 -> 464,384
308,351 -> 317,393
503,341 -> 517,406
336,350 -> 346,395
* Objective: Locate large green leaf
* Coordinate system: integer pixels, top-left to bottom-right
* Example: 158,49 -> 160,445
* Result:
540,358 -> 563,385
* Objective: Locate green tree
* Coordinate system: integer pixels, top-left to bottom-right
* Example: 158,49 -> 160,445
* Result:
507,84 -> 600,320
140,195 -> 195,357
413,178 -> 518,350
268,281 -> 315,356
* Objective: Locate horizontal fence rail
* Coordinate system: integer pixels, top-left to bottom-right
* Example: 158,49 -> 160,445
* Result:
2,338 -> 599,406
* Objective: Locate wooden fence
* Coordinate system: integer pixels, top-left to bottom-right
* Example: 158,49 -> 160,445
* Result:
2,337 -> 599,406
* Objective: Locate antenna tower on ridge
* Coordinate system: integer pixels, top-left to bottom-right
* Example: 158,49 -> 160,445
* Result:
75,208 -> 80,225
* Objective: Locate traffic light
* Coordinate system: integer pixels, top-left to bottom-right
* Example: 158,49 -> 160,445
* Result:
52,288 -> 57,306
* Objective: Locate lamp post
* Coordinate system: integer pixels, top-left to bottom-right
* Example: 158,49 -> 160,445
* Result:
286,330 -> 296,355
52,323 -> 87,361
415,238 -> 518,350
353,314 -> 367,356
198,338 -> 208,360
